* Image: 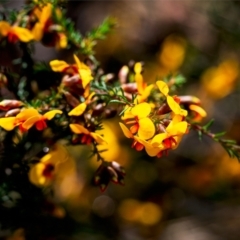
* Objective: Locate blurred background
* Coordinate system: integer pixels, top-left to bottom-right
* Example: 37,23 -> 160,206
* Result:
2,0 -> 240,239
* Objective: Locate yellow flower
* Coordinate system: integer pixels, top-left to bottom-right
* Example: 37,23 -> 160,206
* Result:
0,108 -> 62,131
156,80 -> 187,117
133,62 -> 154,103
31,3 -> 67,49
29,144 -> 70,186
201,60 -> 239,99
150,115 -> 188,156
70,123 -> 106,145
121,102 -> 155,140
50,55 -> 93,89
119,122 -> 163,156
0,21 -> 33,43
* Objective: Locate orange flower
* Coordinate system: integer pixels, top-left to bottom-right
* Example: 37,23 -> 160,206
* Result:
0,108 -> 62,131
50,55 -> 93,90
0,21 -> 33,43
70,123 -> 106,145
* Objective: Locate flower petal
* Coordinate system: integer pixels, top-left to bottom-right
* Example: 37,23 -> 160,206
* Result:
22,115 -> 41,130
16,109 -> 39,121
91,132 -> 107,144
43,110 -> 62,120
134,62 -> 142,74
119,122 -> 133,138
156,80 -> 169,96
131,102 -> 151,118
151,133 -> 168,147
167,121 -> 188,135
13,27 -> 33,42
68,103 -> 86,116
0,21 -> 11,36
0,117 -> 16,131
69,123 -> 89,134
31,22 -> 43,41
50,60 -> 69,72
138,117 -> 155,140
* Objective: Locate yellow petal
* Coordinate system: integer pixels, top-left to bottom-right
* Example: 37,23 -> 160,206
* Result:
189,104 -> 207,118
134,62 -> 142,74
22,115 -> 41,130
156,81 -> 169,96
138,118 -> 155,140
39,3 -> 52,25
68,103 -> 86,116
167,121 -> 188,135
0,21 -> 11,36
31,22 -> 43,41
50,60 -> 69,72
0,117 -> 16,131
73,54 -> 81,69
79,68 -> 93,89
138,84 -> 154,101
13,27 -> 33,42
43,110 -> 62,120
91,133 -> 107,144
29,163 -> 48,186
119,122 -> 133,138
167,96 -> 181,113
69,123 -> 89,134
16,109 -> 39,121
58,33 -> 67,49
145,145 -> 162,157
151,133 -> 168,147
131,102 -> 151,118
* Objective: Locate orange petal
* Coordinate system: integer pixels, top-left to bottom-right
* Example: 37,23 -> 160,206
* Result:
16,109 -> 39,121
138,118 -> 155,140
50,60 -> 69,72
31,22 -> 43,41
0,21 -> 11,36
68,103 -> 86,116
156,81 -> 169,96
119,122 -> 133,138
0,117 -> 16,131
22,115 -> 41,130
43,110 -> 62,120
189,104 -> 207,118
40,3 -> 52,25
69,123 -> 89,134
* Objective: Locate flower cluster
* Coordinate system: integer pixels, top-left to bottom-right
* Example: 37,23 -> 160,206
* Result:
0,0 -> 238,197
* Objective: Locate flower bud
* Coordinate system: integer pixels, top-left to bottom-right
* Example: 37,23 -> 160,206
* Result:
62,75 -> 80,87
118,65 -> 129,84
0,100 -> 23,111
5,108 -> 21,117
63,91 -> 80,108
178,96 -> 201,105
94,161 -> 126,192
